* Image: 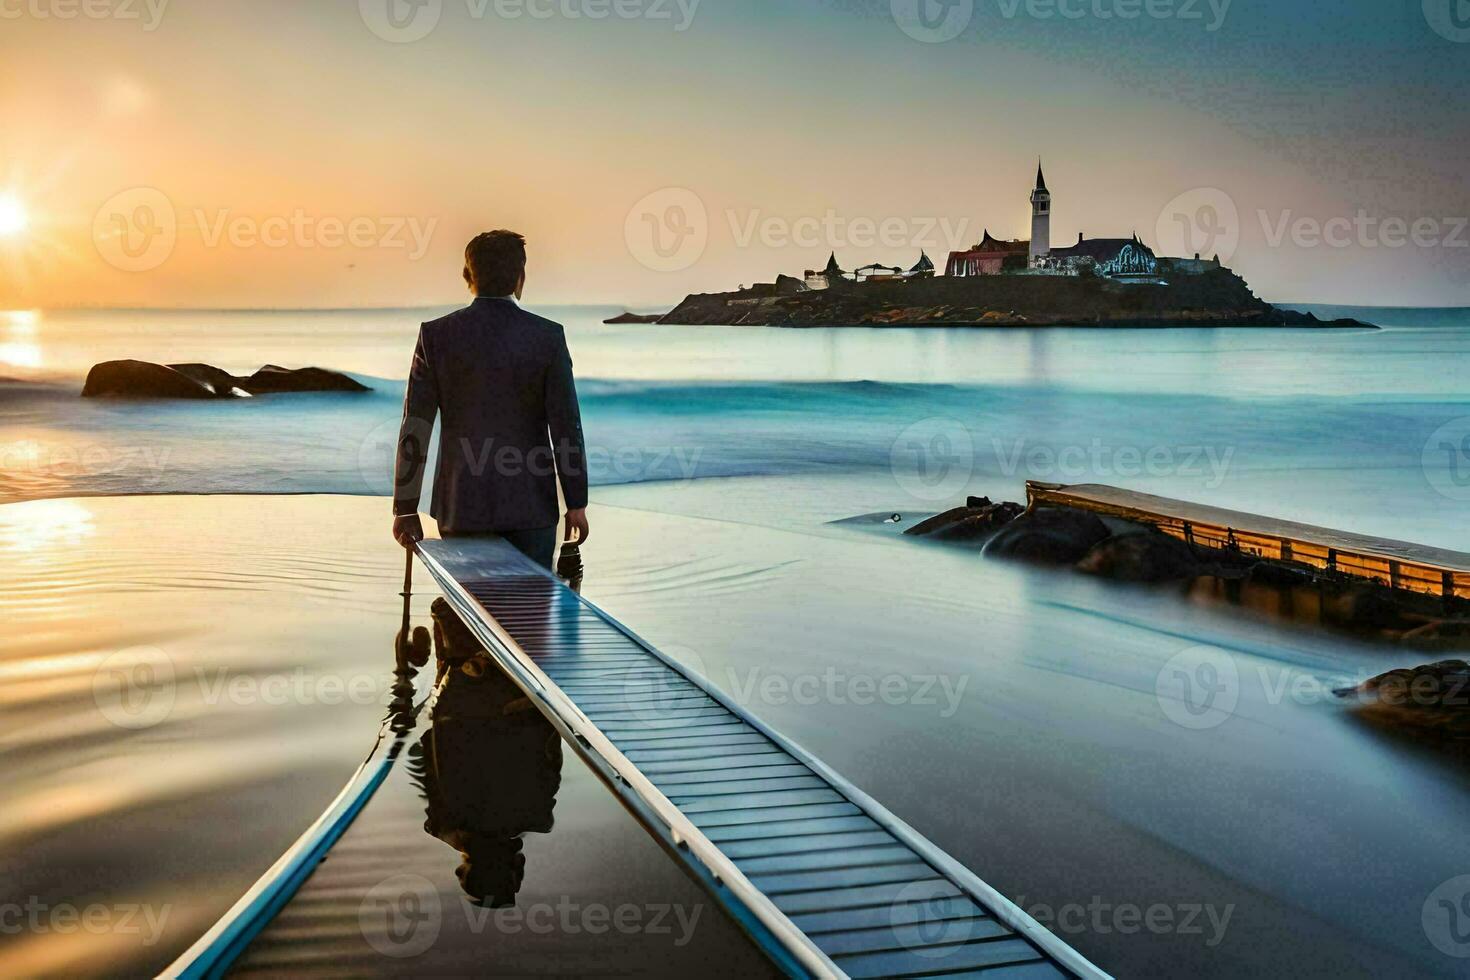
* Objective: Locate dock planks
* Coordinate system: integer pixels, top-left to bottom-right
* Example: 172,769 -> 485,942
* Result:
1027,481 -> 1470,601
416,537 -> 1108,980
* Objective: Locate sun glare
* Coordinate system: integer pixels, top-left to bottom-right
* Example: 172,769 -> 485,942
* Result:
0,195 -> 29,237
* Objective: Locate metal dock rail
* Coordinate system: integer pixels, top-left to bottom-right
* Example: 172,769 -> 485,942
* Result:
417,537 -> 1107,980
1027,481 -> 1470,602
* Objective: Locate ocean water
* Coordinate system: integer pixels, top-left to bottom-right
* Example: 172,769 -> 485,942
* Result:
4,304 -> 1470,547
4,303 -> 1470,977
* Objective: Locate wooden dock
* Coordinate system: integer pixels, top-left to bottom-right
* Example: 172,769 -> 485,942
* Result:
1026,481 -> 1470,602
416,537 -> 1108,979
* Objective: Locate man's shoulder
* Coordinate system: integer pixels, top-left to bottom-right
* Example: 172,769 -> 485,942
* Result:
512,305 -> 565,335
421,303 -> 477,329
419,302 -> 565,357
423,302 -> 562,333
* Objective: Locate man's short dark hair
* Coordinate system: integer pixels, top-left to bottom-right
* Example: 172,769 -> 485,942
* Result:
463,230 -> 527,296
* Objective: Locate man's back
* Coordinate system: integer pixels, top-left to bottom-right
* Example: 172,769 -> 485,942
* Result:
393,296 -> 588,535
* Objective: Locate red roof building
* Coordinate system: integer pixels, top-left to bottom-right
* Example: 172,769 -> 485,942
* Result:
945,231 -> 1031,277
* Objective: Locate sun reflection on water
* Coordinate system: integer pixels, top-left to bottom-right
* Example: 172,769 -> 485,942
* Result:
0,309 -> 42,371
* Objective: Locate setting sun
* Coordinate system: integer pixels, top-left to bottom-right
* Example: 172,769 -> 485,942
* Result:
0,195 -> 28,237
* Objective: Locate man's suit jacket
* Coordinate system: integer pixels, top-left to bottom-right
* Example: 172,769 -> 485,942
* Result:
393,296 -> 587,533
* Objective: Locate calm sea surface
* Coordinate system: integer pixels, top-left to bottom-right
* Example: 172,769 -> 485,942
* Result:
3,304 -> 1469,977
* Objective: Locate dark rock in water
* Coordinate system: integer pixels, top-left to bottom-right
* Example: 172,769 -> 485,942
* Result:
906,500 -> 1023,542
82,360 -> 369,398
169,362 -> 249,396
243,364 -> 369,393
82,360 -> 217,399
1076,530 -> 1201,582
1339,660 -> 1470,738
906,506 -> 977,537
602,311 -> 665,324
982,507 -> 1109,564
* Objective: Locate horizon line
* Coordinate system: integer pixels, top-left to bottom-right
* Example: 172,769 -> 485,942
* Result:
9,300 -> 1469,315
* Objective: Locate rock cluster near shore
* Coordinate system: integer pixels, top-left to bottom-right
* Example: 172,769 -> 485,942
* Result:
909,498 -> 1470,743
1338,661 -> 1470,740
907,498 -> 1470,645
904,497 -> 1023,542
81,360 -> 370,399
907,497 -> 1204,582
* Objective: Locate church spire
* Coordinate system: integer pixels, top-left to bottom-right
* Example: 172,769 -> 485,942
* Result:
1029,160 -> 1051,264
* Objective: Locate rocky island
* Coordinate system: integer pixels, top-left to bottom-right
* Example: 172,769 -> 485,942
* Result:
659,165 -> 1374,329
658,265 -> 1370,329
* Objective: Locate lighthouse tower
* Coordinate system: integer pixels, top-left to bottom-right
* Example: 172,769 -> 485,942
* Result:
1029,161 -> 1051,267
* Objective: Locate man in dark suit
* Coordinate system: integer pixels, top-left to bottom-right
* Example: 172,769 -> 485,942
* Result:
391,230 -> 589,568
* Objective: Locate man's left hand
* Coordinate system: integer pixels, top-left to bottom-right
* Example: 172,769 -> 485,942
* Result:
393,513 -> 424,549
563,508 -> 590,545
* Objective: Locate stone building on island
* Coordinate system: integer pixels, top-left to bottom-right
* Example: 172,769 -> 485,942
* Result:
944,231 -> 1030,276
759,163 -> 1224,296
945,162 -> 1222,284
1029,161 -> 1051,266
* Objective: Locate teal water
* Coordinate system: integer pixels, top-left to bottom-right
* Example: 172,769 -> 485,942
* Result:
4,304 -> 1470,977
2,304 -> 1468,548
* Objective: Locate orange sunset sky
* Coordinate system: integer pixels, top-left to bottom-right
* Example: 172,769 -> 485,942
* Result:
1,0 -> 1467,309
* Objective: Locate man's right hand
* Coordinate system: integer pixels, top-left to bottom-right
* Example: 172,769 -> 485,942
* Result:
563,508 -> 590,545
393,513 -> 424,550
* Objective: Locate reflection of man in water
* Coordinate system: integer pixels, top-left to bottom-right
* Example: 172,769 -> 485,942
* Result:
416,598 -> 562,907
